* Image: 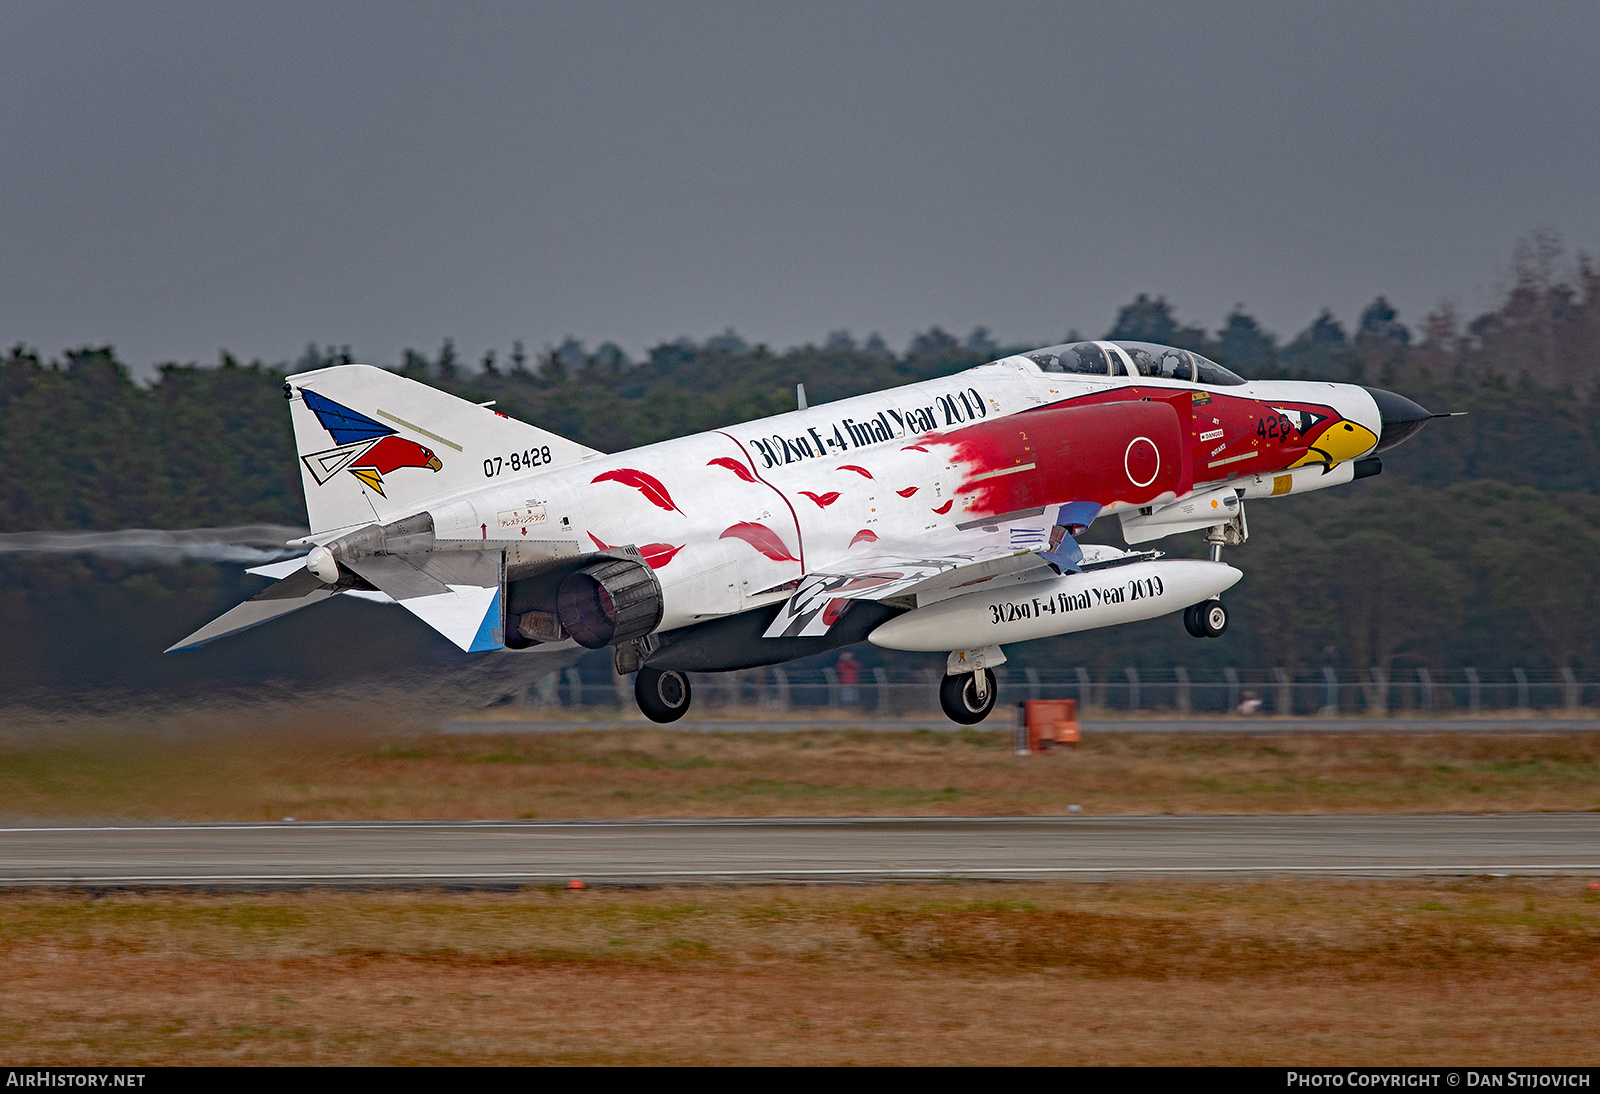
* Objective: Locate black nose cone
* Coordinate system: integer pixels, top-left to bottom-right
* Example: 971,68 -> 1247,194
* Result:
1363,387 -> 1435,454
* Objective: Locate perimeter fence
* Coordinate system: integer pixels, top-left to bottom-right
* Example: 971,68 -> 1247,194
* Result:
521,664 -> 1600,717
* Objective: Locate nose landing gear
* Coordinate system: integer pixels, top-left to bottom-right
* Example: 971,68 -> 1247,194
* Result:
1183,599 -> 1229,638
1187,511 -> 1244,639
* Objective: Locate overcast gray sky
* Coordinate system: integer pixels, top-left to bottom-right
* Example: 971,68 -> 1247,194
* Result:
3,1 -> 1597,374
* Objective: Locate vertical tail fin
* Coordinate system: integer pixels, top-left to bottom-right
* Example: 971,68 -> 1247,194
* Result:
286,364 -> 600,534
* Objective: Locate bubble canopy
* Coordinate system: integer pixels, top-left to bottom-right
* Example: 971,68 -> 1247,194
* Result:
1024,341 -> 1246,387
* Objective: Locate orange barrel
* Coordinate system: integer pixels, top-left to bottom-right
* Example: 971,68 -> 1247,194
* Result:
1023,699 -> 1080,752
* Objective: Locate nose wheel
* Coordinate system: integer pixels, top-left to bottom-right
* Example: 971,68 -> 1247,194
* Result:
1183,599 -> 1229,639
940,669 -> 997,724
636,666 -> 692,723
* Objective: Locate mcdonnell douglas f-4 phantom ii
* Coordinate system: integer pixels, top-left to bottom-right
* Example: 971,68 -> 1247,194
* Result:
170,339 -> 1442,724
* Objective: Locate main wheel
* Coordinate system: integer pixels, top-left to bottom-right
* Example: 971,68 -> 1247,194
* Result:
635,666 -> 692,723
1199,599 -> 1228,638
1183,603 -> 1206,638
939,669 -> 997,725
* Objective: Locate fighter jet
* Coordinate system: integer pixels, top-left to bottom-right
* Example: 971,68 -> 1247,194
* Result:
169,339 -> 1442,724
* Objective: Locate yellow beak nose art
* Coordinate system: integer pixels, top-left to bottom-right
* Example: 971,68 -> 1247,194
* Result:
1291,420 -> 1378,468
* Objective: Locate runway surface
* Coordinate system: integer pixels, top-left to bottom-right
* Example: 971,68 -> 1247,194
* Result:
443,717 -> 1600,734
2,814 -> 1597,887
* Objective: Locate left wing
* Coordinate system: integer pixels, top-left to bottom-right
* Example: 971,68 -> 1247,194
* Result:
762,503 -> 1106,639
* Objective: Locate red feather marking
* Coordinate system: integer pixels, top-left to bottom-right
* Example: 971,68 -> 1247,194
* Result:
931,499 -> 954,515
822,598 -> 849,627
901,444 -> 930,453
895,486 -> 919,498
799,490 -> 842,508
591,468 -> 684,514
640,543 -> 685,569
848,529 -> 879,548
590,531 -> 682,569
707,457 -> 757,483
838,464 -> 874,478
719,522 -> 799,563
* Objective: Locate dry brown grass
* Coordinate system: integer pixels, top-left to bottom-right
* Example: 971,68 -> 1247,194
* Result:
2,704 -> 1598,820
2,879 -> 1597,1065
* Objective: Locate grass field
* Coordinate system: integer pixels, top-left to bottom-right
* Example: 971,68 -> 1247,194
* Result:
2,701 -> 1599,820
2,879 -> 1598,1065
5,702 -> 1598,1064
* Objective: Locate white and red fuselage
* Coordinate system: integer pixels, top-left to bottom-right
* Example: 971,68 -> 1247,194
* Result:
172,337 -> 1435,728
416,346 -> 1385,634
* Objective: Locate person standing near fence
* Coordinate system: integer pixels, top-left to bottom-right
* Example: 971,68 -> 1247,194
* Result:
836,651 -> 861,706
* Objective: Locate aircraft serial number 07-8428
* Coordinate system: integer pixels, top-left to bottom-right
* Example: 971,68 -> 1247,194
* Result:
484,448 -> 553,477
171,338 -> 1445,725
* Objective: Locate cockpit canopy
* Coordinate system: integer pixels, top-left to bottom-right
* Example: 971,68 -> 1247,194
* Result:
1025,340 -> 1246,386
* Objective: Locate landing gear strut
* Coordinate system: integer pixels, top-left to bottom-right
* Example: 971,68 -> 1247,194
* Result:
635,666 -> 692,723
1205,502 -> 1249,561
940,669 -> 997,725
1188,507 -> 1246,638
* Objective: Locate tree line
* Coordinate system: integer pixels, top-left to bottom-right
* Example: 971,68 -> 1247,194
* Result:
3,237 -> 1599,689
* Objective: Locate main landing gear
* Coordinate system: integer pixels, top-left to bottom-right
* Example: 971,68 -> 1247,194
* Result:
633,659 -> 1002,725
635,666 -> 692,723
1183,599 -> 1229,638
940,668 -> 998,725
